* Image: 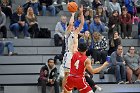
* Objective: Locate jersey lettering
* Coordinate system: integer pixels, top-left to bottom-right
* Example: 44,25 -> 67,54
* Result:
74,60 -> 79,69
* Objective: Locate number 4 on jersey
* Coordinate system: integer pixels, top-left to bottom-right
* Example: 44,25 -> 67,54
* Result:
74,60 -> 79,69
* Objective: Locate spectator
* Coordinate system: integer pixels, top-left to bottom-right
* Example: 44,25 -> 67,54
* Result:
124,46 -> 140,84
92,0 -> 103,10
120,7 -> 132,39
95,6 -> 107,24
108,0 -> 121,15
54,15 -> 67,46
23,0 -> 32,13
124,0 -> 134,16
90,15 -> 105,35
0,0 -> 12,19
38,58 -> 59,93
26,7 -> 39,38
104,0 -> 110,14
108,10 -> 120,39
84,8 -> 93,26
131,0 -> 139,25
74,12 -> 88,34
10,6 -> 30,39
108,31 -> 121,56
80,0 -> 92,8
110,45 -> 126,84
39,0 -> 56,16
95,5 -> 108,33
23,0 -> 40,15
0,40 -> 17,56
92,32 -> 108,64
118,0 -> 125,7
79,30 -> 93,57
0,6 -> 7,38
30,0 -> 40,15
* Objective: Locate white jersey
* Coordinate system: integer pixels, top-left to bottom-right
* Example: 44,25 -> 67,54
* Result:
62,32 -> 75,71
65,32 -> 75,52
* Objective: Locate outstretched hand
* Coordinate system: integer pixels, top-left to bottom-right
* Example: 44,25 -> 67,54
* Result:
71,12 -> 76,16
79,5 -> 83,13
103,61 -> 109,67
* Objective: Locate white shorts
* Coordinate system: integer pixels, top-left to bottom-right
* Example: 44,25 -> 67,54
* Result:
62,52 -> 73,71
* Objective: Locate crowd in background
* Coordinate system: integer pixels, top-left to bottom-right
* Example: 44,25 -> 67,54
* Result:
53,0 -> 140,85
0,0 -> 140,90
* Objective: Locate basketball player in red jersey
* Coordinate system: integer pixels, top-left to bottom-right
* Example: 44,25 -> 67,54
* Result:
64,43 -> 109,93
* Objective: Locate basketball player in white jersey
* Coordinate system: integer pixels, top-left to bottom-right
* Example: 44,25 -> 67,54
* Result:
61,5 -> 84,93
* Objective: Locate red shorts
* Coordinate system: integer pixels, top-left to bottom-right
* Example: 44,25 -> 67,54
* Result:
64,76 -> 92,93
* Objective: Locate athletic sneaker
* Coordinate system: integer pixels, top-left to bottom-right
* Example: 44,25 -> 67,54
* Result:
118,81 -> 125,84
94,85 -> 102,91
134,80 -> 140,84
125,80 -> 133,84
24,37 -> 31,39
14,37 -> 18,39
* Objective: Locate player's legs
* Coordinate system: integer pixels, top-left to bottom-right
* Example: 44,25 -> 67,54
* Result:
62,71 -> 70,92
85,76 -> 102,92
64,76 -> 73,93
77,77 -> 93,93
64,76 -> 94,93
62,52 -> 72,92
79,86 -> 93,93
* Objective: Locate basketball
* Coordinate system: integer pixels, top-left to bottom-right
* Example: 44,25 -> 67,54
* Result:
67,2 -> 78,13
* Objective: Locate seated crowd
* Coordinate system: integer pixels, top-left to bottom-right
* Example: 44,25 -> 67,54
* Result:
0,0 -> 140,92
0,0 -> 139,39
53,0 -> 140,86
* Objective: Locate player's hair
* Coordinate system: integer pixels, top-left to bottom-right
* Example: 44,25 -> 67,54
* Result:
78,43 -> 87,52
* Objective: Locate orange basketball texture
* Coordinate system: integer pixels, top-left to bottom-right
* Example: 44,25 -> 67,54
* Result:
67,2 -> 78,13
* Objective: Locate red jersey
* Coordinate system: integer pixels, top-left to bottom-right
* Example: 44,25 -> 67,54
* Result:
65,52 -> 92,93
70,52 -> 87,77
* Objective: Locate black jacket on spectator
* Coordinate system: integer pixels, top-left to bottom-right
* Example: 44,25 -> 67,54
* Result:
0,0 -> 12,19
108,16 -> 120,29
38,65 -> 58,82
39,0 -> 53,7
10,12 -> 27,25
38,65 -> 59,93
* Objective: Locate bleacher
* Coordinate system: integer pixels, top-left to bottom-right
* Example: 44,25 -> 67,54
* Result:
0,0 -> 140,93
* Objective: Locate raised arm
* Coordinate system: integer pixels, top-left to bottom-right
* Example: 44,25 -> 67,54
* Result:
75,5 -> 84,34
85,58 -> 109,74
65,13 -> 75,34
